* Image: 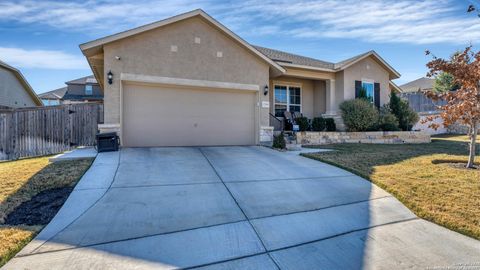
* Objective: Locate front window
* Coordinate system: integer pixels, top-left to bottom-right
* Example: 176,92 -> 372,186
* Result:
85,85 -> 93,95
274,85 -> 302,117
361,81 -> 374,103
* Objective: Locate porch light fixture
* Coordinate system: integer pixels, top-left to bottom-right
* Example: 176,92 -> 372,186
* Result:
263,85 -> 269,96
107,71 -> 113,85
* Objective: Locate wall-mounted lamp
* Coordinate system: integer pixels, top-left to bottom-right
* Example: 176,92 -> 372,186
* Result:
263,85 -> 269,96
107,71 -> 113,85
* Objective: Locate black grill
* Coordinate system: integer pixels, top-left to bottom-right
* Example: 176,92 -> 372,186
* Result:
96,132 -> 119,152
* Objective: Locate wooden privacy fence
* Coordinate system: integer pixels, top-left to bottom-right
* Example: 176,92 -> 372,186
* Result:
0,103 -> 101,161
400,92 -> 446,113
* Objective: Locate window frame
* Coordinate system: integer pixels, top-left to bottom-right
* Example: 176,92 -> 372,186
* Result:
273,83 -> 302,117
361,80 -> 375,103
85,84 -> 93,95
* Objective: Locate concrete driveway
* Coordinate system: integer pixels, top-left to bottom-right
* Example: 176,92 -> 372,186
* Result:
4,147 -> 479,269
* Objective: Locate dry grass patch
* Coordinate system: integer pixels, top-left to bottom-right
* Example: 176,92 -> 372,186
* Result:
0,225 -> 40,266
0,156 -> 93,267
303,135 -> 480,239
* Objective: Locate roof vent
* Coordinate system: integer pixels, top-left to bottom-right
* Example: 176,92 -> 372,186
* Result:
86,77 -> 97,84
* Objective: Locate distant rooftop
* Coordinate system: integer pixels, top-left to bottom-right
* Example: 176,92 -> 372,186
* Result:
400,77 -> 434,93
38,87 -> 67,99
66,75 -> 97,85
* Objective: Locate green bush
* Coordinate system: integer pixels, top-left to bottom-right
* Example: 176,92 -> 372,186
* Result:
311,117 -> 326,131
325,118 -> 336,131
389,92 -> 419,131
340,99 -> 379,131
272,132 -> 286,149
378,106 -> 400,131
295,117 -> 310,131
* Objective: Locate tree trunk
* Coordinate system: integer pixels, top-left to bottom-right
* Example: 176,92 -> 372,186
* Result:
467,122 -> 478,169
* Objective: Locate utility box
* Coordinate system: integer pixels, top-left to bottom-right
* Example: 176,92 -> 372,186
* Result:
96,132 -> 119,152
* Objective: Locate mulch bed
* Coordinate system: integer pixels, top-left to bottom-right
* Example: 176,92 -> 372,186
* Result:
4,187 -> 73,226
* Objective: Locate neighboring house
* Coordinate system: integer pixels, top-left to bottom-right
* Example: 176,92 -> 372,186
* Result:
399,77 -> 434,93
399,77 -> 439,112
80,9 -> 401,147
38,87 -> 67,106
39,75 -> 103,106
400,77 -> 447,134
0,60 -> 42,108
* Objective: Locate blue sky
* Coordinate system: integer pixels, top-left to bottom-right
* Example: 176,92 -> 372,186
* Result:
1,0 -> 480,94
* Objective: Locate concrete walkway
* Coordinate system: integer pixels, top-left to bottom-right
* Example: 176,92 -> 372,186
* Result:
4,147 -> 479,269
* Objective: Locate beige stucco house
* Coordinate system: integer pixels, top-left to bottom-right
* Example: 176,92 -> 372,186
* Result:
0,60 -> 42,108
80,9 -> 401,147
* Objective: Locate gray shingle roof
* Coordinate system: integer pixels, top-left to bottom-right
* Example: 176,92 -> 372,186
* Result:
399,77 -> 434,93
38,87 -> 67,99
253,46 -> 378,72
66,75 -> 97,85
253,46 -> 335,70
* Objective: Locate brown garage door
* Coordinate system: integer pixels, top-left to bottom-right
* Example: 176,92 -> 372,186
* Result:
122,83 -> 256,147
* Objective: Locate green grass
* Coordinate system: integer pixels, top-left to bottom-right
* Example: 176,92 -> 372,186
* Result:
302,134 -> 480,240
0,157 -> 93,267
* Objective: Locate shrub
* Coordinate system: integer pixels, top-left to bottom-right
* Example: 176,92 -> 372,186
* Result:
378,106 -> 400,131
325,118 -> 336,131
295,117 -> 310,131
389,92 -> 419,131
340,99 -> 379,131
311,117 -> 326,131
272,132 -> 286,149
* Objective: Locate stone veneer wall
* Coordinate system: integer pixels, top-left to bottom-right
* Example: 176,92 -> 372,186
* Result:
297,131 -> 431,145
447,122 -> 474,134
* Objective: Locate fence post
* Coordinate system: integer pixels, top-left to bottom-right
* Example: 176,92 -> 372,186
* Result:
11,111 -> 17,160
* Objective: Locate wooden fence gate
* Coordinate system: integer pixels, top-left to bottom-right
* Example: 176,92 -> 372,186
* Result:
0,103 -> 101,161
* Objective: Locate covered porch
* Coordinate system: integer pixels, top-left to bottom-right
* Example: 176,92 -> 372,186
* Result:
268,67 -> 340,131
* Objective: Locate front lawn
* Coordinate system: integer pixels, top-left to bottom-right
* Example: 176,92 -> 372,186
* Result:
0,157 -> 93,267
303,135 -> 480,240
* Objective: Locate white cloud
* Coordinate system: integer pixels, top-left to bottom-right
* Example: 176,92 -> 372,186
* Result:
226,0 -> 480,45
0,47 -> 89,70
0,0 -> 211,33
0,0 -> 478,45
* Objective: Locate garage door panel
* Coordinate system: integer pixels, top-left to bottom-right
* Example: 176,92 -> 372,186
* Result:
122,84 -> 256,147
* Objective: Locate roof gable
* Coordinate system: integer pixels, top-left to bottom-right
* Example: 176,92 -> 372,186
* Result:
80,9 -> 285,75
334,51 -> 400,80
0,60 -> 42,106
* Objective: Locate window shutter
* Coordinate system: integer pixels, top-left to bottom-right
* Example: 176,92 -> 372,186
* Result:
374,83 -> 381,108
355,81 -> 362,98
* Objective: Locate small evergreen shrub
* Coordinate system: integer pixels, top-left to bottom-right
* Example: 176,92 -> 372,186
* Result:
311,117 -> 326,131
340,99 -> 379,131
295,117 -> 310,131
272,132 -> 286,149
389,92 -> 419,131
325,118 -> 336,131
378,106 -> 400,131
